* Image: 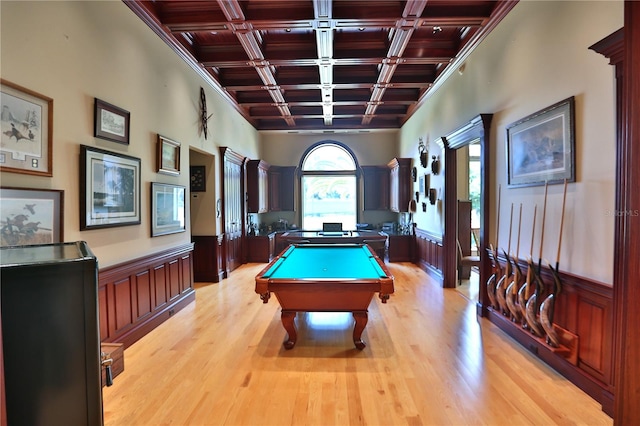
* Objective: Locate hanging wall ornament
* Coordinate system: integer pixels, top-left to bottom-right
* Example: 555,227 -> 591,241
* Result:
200,87 -> 213,139
431,155 -> 440,175
418,137 -> 429,168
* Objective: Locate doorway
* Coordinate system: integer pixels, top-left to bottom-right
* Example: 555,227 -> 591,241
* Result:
442,114 -> 492,316
456,143 -> 481,302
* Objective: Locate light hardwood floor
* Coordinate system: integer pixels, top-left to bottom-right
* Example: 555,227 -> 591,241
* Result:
103,262 -> 612,426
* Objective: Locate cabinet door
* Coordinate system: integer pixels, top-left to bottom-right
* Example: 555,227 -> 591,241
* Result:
268,167 -> 281,211
221,147 -> 245,273
278,166 -> 296,211
247,160 -> 269,213
363,166 -> 390,210
388,158 -> 412,212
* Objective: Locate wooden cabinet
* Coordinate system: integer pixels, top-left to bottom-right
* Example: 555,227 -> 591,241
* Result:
221,147 -> 245,274
247,159 -> 269,213
388,158 -> 413,212
388,234 -> 414,262
0,242 -> 103,425
269,166 -> 295,211
247,233 -> 276,263
362,165 -> 390,210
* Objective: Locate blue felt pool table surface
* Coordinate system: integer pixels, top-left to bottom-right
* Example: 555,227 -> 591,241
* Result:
262,244 -> 388,280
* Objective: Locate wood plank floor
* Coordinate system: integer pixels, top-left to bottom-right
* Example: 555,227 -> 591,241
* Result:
103,262 -> 612,425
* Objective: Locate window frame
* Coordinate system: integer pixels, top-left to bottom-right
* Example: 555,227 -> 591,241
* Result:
298,141 -> 361,231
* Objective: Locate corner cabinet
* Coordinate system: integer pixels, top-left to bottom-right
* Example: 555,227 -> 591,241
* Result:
363,165 -> 390,210
246,159 -> 269,213
0,242 -> 103,425
388,158 -> 413,212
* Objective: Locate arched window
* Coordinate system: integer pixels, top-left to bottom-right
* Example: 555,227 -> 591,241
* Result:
300,142 -> 359,230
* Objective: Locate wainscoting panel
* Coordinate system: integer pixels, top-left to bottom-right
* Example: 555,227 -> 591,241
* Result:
99,243 -> 195,348
482,257 -> 613,415
414,228 -> 444,284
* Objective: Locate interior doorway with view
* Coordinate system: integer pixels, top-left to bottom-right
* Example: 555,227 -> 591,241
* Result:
457,142 -> 481,301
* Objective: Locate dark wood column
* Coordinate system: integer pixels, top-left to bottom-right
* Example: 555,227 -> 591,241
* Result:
590,3 -> 640,423
615,2 -> 640,423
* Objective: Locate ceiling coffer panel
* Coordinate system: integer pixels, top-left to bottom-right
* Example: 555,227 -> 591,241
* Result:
125,0 -> 516,131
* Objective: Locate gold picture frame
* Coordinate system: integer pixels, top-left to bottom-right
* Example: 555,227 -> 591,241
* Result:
157,134 -> 181,176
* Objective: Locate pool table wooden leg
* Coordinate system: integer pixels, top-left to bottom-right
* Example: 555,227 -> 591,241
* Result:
352,311 -> 368,350
281,311 -> 297,349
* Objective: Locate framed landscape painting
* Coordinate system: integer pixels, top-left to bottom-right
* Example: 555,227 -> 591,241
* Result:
150,182 -> 186,237
80,145 -> 141,230
156,134 -> 181,176
506,97 -> 575,187
94,98 -> 130,145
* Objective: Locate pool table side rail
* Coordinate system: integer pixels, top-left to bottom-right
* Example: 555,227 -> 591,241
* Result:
255,244 -> 394,303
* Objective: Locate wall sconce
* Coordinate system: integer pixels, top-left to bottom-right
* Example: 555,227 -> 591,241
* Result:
418,138 -> 428,168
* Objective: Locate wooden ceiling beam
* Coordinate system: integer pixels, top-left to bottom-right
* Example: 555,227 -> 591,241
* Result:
216,0 -> 296,125
362,0 -> 426,125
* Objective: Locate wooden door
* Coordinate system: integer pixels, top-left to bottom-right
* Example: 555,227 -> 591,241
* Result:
220,147 -> 245,274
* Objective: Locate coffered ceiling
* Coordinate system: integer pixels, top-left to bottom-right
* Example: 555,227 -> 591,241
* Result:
125,0 -> 517,131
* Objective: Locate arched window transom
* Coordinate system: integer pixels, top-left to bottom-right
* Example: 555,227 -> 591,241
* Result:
300,142 -> 358,230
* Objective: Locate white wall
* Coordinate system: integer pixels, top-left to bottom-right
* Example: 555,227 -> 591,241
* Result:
399,0 -> 623,284
0,0 -> 259,267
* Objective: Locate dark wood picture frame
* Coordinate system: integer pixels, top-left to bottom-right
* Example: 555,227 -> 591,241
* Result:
507,96 -> 576,187
80,145 -> 141,230
150,182 -> 186,237
94,98 -> 130,145
0,79 -> 53,177
190,165 -> 206,192
0,186 -> 63,246
157,135 -> 181,176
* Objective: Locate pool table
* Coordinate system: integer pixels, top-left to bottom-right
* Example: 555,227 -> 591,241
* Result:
255,243 -> 394,349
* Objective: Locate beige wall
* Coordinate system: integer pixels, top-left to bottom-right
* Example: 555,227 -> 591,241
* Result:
0,0 -> 259,267
259,130 -> 398,166
399,0 -> 622,284
258,130 -> 399,228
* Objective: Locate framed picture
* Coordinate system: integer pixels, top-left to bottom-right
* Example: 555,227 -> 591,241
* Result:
151,182 -> 186,237
80,145 -> 141,230
190,165 -> 206,192
419,174 -> 430,196
94,98 -> 130,145
157,135 -> 181,176
0,79 -> 53,176
0,187 -> 63,247
507,97 -> 575,187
